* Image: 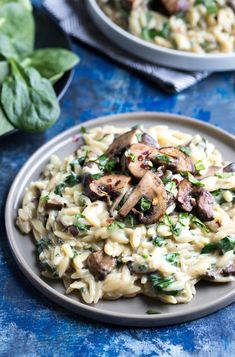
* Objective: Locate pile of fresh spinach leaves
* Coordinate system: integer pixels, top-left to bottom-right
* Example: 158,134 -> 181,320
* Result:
0,0 -> 79,135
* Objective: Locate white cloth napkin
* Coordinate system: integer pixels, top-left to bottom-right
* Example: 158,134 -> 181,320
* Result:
43,0 -> 210,93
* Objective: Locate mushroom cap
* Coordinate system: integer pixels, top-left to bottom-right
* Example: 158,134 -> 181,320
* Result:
84,174 -> 131,202
119,171 -> 168,224
223,162 -> 235,173
156,146 -> 195,173
86,250 -> 116,281
177,179 -> 195,212
107,129 -> 138,156
161,0 -> 190,14
125,143 -> 158,179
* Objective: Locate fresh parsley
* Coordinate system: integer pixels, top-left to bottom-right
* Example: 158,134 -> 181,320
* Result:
107,220 -> 126,231
64,172 -> 80,187
155,153 -> 172,164
187,172 -> 204,187
191,215 -> 210,233
195,160 -> 205,172
165,253 -> 180,266
139,197 -> 152,212
54,183 -> 65,196
36,238 -> 52,254
152,236 -> 166,247
179,146 -> 191,156
201,236 -> 235,254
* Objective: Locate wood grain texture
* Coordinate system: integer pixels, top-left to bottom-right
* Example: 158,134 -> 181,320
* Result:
0,1 -> 234,356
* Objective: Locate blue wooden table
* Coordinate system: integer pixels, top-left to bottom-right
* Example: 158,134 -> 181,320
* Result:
0,3 -> 235,357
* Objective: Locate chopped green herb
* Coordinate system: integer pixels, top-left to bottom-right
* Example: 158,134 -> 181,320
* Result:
188,172 -> 204,187
142,253 -> 149,259
191,215 -> 210,233
136,133 -> 142,142
54,183 -> 65,196
139,197 -> 152,212
123,214 -> 138,228
146,309 -> 161,315
195,160 -> 205,172
201,236 -> 235,254
149,274 -> 176,295
215,172 -> 234,179
93,153 -> 116,173
155,153 -> 172,164
91,173 -> 103,180
80,126 -> 87,133
179,146 -> 191,156
64,172 -> 80,187
40,194 -> 49,203
165,181 -> 177,196
74,214 -> 89,232
195,0 -> 218,14
165,253 -> 179,266
37,238 -> 51,254
125,149 -> 136,162
107,220 -> 126,231
152,236 -> 166,247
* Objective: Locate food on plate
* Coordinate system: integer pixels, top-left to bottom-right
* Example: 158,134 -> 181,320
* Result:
16,124 -> 235,304
0,0 -> 79,136
98,0 -> 235,54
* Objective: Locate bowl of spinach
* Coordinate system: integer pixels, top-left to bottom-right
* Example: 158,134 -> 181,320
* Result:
0,1 -> 79,137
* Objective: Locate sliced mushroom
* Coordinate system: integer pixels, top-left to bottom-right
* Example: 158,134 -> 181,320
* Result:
120,0 -> 142,9
202,263 -> 235,282
223,162 -> 235,173
45,198 -> 64,210
125,143 -> 158,179
177,179 -> 195,212
153,146 -> 194,173
195,189 -> 214,222
141,133 -> 159,148
119,171 -> 168,224
227,0 -> 235,10
177,179 -> 214,221
84,174 -> 131,203
86,250 -> 116,281
160,0 -> 190,14
107,129 -> 138,156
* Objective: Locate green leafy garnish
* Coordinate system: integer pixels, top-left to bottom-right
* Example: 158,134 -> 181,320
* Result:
201,236 -> 235,254
80,126 -> 87,133
54,183 -> 65,196
215,172 -> 234,179
64,172 -> 80,187
179,146 -> 191,156
149,274 -> 176,295
93,153 -> 116,172
36,238 -> 51,254
139,197 -> 152,212
152,236 -> 166,247
123,214 -> 138,228
146,309 -> 161,315
165,253 -> 179,266
187,172 -> 204,187
155,153 -> 172,164
107,220 -> 126,231
40,194 -> 49,203
191,215 -> 210,233
195,0 -> 218,14
165,181 -> 177,196
73,215 -> 89,232
125,149 -> 136,162
195,160 -> 205,172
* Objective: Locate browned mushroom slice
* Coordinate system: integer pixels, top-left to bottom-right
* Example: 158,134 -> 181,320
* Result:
85,174 -> 131,203
202,263 -> 235,282
177,179 -> 215,221
125,143 -> 158,179
86,250 -> 116,281
195,189 -> 214,222
141,133 -> 160,148
45,198 -> 64,210
177,179 -> 195,212
223,162 -> 235,172
119,171 -> 167,224
107,129 -> 138,156
160,0 -> 190,14
157,147 -> 194,173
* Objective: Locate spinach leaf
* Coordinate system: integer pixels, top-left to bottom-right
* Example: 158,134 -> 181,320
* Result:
152,236 -> 166,247
0,104 -> 14,135
1,59 -> 60,132
64,172 -> 80,187
0,3 -> 34,59
201,236 -> 235,254
139,197 -> 152,212
0,61 -> 9,83
107,220 -> 126,231
22,48 -> 79,80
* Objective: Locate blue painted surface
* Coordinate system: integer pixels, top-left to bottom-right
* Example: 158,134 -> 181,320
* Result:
0,2 -> 235,356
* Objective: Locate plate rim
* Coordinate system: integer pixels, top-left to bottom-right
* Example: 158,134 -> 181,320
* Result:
87,0 -> 235,71
5,111 -> 235,326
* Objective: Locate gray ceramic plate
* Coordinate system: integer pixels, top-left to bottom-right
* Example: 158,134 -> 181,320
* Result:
87,0 -> 235,72
5,112 -> 235,327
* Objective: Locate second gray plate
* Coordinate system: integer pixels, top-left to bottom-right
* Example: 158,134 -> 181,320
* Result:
5,112 -> 235,326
